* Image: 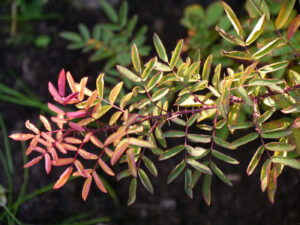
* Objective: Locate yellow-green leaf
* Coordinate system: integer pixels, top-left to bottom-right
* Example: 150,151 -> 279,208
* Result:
272,156 -> 300,169
222,1 -> 243,38
275,0 -> 296,30
265,142 -> 295,151
212,150 -> 239,164
127,149 -> 137,177
153,33 -> 168,62
231,132 -> 259,148
138,169 -> 154,194
202,174 -> 211,206
142,155 -> 158,177
170,39 -> 183,68
96,73 -> 104,99
159,145 -> 185,161
128,138 -> 156,148
237,86 -> 253,106
210,162 -> 232,186
152,87 -> 169,102
128,178 -> 137,205
247,145 -> 265,175
245,14 -> 266,45
167,159 -> 186,184
142,57 -> 157,80
252,38 -> 280,59
109,81 -> 123,104
185,169 -> 193,199
117,65 -> 141,82
146,72 -> 163,92
131,44 -> 141,73
187,134 -> 211,143
215,26 -> 244,46
202,54 -> 213,81
187,159 -> 212,175
163,130 -> 185,138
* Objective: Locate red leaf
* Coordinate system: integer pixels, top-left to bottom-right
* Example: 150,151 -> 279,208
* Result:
24,155 -> 43,168
48,82 -> 63,103
58,69 -> 66,97
64,92 -> 79,104
45,153 -> 51,174
48,103 -> 65,115
90,135 -> 104,148
69,122 -> 85,132
61,143 -> 78,151
53,166 -> 73,189
31,146 -> 46,154
55,142 -> 67,154
74,160 -> 87,177
41,132 -> 55,143
66,110 -> 87,119
287,14 -> 300,41
49,147 -> 58,161
66,71 -> 77,93
92,171 -> 107,193
64,137 -> 82,144
82,177 -> 92,201
78,149 -> 98,160
9,133 -> 34,141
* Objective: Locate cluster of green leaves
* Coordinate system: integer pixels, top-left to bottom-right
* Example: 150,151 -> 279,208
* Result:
180,0 -> 300,68
10,0 -> 300,207
60,0 -> 151,93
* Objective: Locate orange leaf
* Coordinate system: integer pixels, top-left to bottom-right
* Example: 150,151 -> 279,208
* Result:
53,166 -> 73,189
41,132 -> 55,143
31,146 -> 46,154
90,135 -> 104,148
25,138 -> 38,155
79,77 -> 88,101
25,120 -> 40,134
45,153 -> 51,174
61,143 -> 78,151
74,160 -> 87,177
78,149 -> 98,160
9,133 -> 34,141
111,142 -> 129,165
92,171 -> 107,193
105,147 -> 113,157
49,147 -> 58,161
85,90 -> 97,110
73,169 -> 92,177
52,158 -> 74,166
83,132 -> 92,143
104,127 -> 126,146
66,71 -> 77,93
24,155 -> 43,168
64,137 -> 82,144
36,138 -> 51,147
39,115 -> 52,131
82,177 -> 92,201
55,142 -> 67,154
98,158 -> 115,176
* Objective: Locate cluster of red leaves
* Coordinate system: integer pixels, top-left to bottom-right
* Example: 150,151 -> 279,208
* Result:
9,69 -> 122,201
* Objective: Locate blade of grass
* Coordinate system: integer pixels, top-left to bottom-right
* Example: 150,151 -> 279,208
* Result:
1,206 -> 22,225
0,114 -> 13,174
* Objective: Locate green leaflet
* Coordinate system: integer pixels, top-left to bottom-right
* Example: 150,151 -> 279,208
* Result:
202,54 -> 213,81
186,146 -> 209,158
167,159 -> 186,184
128,138 -> 156,148
237,86 -> 253,106
146,72 -> 163,91
272,157 -> 300,169
261,129 -> 293,139
119,1 -> 128,27
265,142 -> 296,151
249,78 -> 283,86
213,136 -> 237,150
187,159 -> 212,175
252,38 -> 280,59
185,169 -> 193,199
127,178 -> 137,205
258,61 -> 289,74
215,26 -> 245,46
152,87 -> 169,102
142,57 -> 157,80
155,127 -> 167,148
99,0 -> 118,22
245,14 -> 266,45
247,145 -> 265,175
202,174 -> 211,206
138,169 -> 154,194
142,155 -> 158,177
153,33 -> 168,62
170,39 -> 183,68
187,134 -> 211,143
109,81 -> 123,104
96,73 -> 104,99
212,150 -> 239,164
159,145 -> 185,161
221,1 -> 243,38
260,159 -> 271,192
210,162 -> 232,186
281,103 -> 300,114
275,0 -> 296,30
117,65 -> 142,82
163,130 -> 185,138
79,24 -> 90,41
231,132 -> 259,148
60,32 -> 83,42
131,44 -> 141,73
221,50 -> 252,61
